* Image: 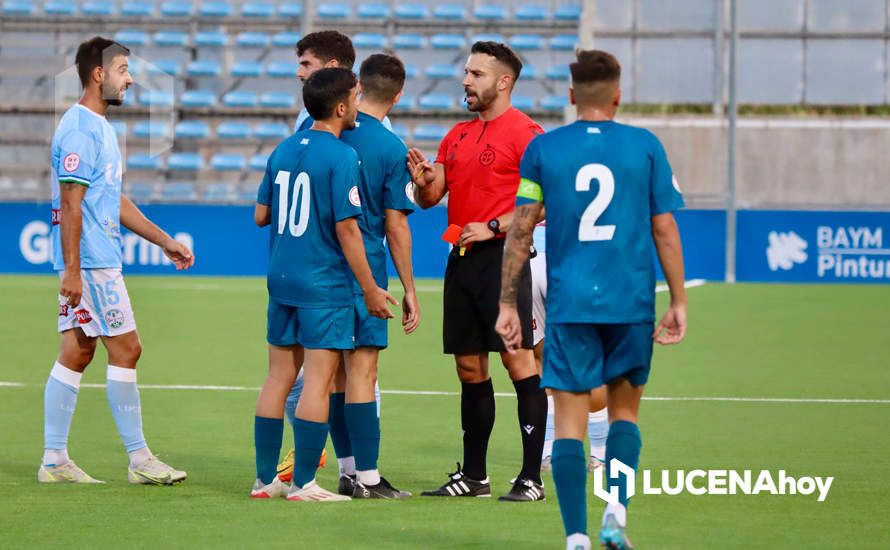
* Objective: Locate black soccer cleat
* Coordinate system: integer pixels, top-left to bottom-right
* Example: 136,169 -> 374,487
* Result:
353,476 -> 412,499
421,463 -> 491,497
498,477 -> 545,502
338,474 -> 356,496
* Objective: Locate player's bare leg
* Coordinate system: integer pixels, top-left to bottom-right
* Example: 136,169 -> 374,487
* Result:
39,328 -> 102,483
551,390 -> 594,550
500,349 -> 548,501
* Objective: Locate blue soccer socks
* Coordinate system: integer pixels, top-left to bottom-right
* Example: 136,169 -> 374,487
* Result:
605,420 -> 641,508
328,392 -> 353,460
254,416 -> 284,484
292,418 -> 329,487
106,365 -> 147,454
345,401 -> 380,485
43,362 -> 82,464
552,438 -> 588,537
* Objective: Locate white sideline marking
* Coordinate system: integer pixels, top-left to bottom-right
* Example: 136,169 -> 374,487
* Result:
1,381 -> 887,404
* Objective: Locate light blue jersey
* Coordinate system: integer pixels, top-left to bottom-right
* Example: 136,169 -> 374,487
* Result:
295,107 -> 393,133
50,104 -> 123,271
517,120 -> 684,324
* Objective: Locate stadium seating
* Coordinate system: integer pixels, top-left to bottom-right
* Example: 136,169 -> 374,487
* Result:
546,65 -> 570,81
393,34 -> 426,50
203,182 -> 238,202
174,121 -> 211,139
128,153 -> 162,171
433,3 -> 466,20
515,4 -> 548,20
199,1 -> 230,17
554,3 -> 581,21
154,30 -> 189,47
358,3 -> 389,19
159,1 -> 192,18
236,32 -> 271,48
418,93 -> 455,111
475,4 -> 507,21
394,3 -> 428,20
278,3 -> 303,18
222,91 -> 258,108
253,122 -> 290,140
180,90 -> 217,108
540,94 -> 569,111
267,62 -> 297,78
259,92 -> 295,108
44,1 -> 76,15
2,1 -> 34,16
82,1 -> 115,16
272,32 -> 301,48
139,90 -> 175,108
550,35 -> 577,50
413,123 -> 448,142
510,34 -> 546,51
211,153 -> 246,172
114,30 -> 149,47
168,152 -> 203,172
187,60 -> 222,77
217,121 -> 251,139
161,182 -> 198,201
126,182 -> 157,202
232,61 -> 263,78
149,60 -> 182,76
393,94 -> 414,111
249,154 -> 269,171
430,34 -> 466,50
121,2 -> 152,17
195,31 -> 228,47
426,64 -> 459,80
353,33 -> 387,49
242,2 -> 274,18
317,2 -> 349,19
133,121 -> 171,139
390,123 -> 410,141
513,95 -> 536,111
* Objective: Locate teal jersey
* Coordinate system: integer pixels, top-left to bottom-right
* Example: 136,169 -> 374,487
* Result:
50,104 -> 124,270
257,130 -> 363,307
340,112 -> 415,291
517,120 -> 684,323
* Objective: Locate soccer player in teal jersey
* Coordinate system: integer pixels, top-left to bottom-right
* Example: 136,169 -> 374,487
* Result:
335,53 -> 418,499
251,68 -> 397,501
496,50 -> 687,550
42,36 -> 195,485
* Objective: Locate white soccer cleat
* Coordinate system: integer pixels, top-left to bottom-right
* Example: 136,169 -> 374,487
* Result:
286,479 -> 351,502
38,461 -> 104,484
250,477 -> 290,499
127,456 -> 187,485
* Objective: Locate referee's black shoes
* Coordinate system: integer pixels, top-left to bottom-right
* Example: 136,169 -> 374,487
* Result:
498,477 -> 546,502
421,463 -> 491,497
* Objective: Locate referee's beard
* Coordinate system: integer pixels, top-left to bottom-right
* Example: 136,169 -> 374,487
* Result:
465,84 -> 498,113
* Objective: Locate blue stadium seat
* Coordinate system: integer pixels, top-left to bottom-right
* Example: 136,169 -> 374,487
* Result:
509,34 -> 545,51
317,2 -> 349,18
278,2 -> 302,17
272,32 -> 301,48
195,31 -> 228,47
174,121 -> 210,139
426,64 -> 459,80
121,1 -> 152,16
393,94 -> 414,111
180,90 -> 217,108
254,122 -> 290,140
126,182 -> 156,202
266,61 -> 296,78
430,33 -> 466,50
133,121 -> 171,139
154,30 -> 188,47
390,123 -> 410,141
394,3 -> 427,20
554,3 -> 581,21
546,64 -> 570,81
236,31 -> 270,48
109,121 -> 127,136
550,35 -> 577,50
515,4 -> 547,20
139,90 -> 175,108
114,30 -> 150,47
162,182 -> 197,201
44,1 -> 76,15
242,2 -> 274,18
211,153 -> 246,172
128,153 -> 162,170
434,3 -> 465,20
231,61 -> 262,78
249,154 -> 269,171
148,60 -> 182,76
473,33 -> 505,44
126,59 -> 142,76
199,1 -> 230,17
203,183 -> 237,202
187,60 -> 221,77
512,95 -> 536,111
540,95 -> 569,111
358,3 -> 389,18
82,1 -> 115,16
419,93 -> 455,110
475,4 -> 506,20
260,92 -> 295,108
404,64 -> 418,79
3,0 -> 34,15
393,33 -> 425,50
353,33 -> 387,49
413,124 -> 448,142
519,64 -> 537,80
168,153 -> 203,172
222,91 -> 258,108
217,121 -> 251,139
159,1 -> 193,17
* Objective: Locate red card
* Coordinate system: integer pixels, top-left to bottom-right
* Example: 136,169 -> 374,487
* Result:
441,224 -> 462,244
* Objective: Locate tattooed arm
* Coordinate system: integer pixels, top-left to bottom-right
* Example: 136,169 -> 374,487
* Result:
495,202 -> 544,351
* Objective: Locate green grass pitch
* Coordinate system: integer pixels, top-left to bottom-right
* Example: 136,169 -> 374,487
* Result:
1,275 -> 888,548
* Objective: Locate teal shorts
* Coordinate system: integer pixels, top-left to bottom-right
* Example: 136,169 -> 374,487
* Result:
266,300 -> 354,350
353,294 -> 388,349
542,322 -> 654,391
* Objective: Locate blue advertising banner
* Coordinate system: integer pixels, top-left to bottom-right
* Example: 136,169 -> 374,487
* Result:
737,210 -> 890,283
4,202 -> 724,281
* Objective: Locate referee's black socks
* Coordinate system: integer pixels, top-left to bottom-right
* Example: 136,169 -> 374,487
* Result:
460,378 -> 495,481
514,375 -> 547,484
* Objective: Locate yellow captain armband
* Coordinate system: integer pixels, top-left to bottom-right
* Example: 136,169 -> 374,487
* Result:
516,178 -> 543,202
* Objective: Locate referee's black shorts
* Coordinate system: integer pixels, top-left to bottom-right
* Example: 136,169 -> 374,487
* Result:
443,238 -> 534,355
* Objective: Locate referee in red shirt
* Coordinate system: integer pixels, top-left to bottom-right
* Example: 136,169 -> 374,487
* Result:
409,41 -> 547,502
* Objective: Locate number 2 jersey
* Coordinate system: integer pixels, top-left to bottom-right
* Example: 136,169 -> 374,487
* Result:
516,120 -> 684,324
257,129 -> 362,308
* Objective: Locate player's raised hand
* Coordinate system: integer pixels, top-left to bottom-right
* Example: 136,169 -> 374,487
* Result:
495,304 -> 522,354
653,302 -> 687,345
365,286 -> 398,320
407,148 -> 435,188
162,238 -> 195,270
402,290 -> 421,334
59,270 -> 82,307
457,222 -> 495,247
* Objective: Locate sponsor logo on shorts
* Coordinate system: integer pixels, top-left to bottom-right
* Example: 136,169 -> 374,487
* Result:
105,309 -> 125,329
74,308 -> 92,324
349,186 -> 361,207
63,153 -> 80,172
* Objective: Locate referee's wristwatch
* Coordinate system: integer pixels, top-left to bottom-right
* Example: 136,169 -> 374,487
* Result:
487,218 -> 503,237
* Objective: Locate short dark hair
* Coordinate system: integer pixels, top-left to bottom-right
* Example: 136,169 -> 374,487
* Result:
359,53 -> 406,103
470,41 -> 522,80
570,49 -> 622,106
296,31 -> 355,69
75,36 -> 130,87
303,67 -> 358,120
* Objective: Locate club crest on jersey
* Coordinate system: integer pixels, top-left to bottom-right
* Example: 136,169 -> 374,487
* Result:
63,153 -> 80,172
349,186 -> 361,207
105,309 -> 125,329
74,308 -> 92,324
479,146 -> 496,166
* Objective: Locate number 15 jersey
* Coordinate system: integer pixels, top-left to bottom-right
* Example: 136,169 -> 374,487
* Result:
257,130 -> 362,308
516,120 -> 684,324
